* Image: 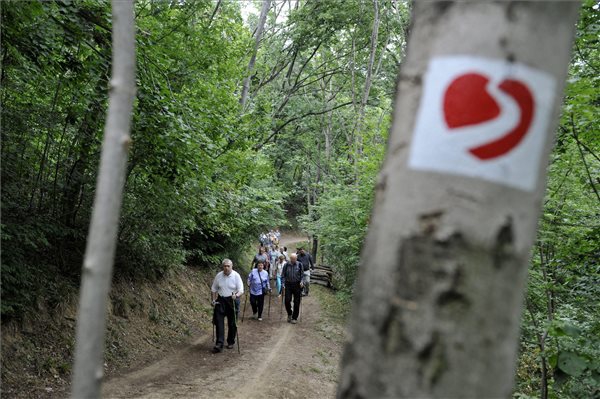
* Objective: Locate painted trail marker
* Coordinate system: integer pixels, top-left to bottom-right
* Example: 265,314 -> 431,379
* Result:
408,56 -> 556,191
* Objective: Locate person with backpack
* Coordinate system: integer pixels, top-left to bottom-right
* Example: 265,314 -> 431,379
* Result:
259,233 -> 268,247
282,246 -> 290,262
281,253 -> 308,324
247,261 -> 271,321
274,228 -> 281,243
210,259 -> 243,353
268,245 -> 281,272
296,247 -> 314,296
251,246 -> 270,272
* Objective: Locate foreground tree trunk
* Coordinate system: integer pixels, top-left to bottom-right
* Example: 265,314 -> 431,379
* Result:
338,2 -> 579,398
71,1 -> 136,397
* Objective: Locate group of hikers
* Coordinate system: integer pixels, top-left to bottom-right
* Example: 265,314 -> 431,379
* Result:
209,231 -> 314,354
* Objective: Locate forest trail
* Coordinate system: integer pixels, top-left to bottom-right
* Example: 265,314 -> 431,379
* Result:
102,235 -> 344,399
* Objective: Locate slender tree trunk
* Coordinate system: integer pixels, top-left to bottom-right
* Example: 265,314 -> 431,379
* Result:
206,0 -> 221,29
312,137 -> 321,261
71,0 -> 136,397
374,33 -> 390,78
538,244 -> 555,322
570,113 -> 600,203
338,2 -> 579,398
540,351 -> 549,399
324,79 -> 334,163
527,300 -> 549,399
359,0 -> 380,118
354,0 -> 379,158
240,0 -> 271,109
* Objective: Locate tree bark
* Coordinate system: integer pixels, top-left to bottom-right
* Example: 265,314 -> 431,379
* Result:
71,0 -> 136,397
338,2 -> 579,398
359,0 -> 380,121
240,0 -> 271,109
527,300 -> 549,399
356,0 -> 379,161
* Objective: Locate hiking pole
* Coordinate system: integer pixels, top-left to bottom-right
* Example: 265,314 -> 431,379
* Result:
299,284 -> 303,322
210,293 -> 216,343
212,301 -> 221,349
268,289 -> 272,318
280,287 -> 285,321
232,295 -> 240,354
242,290 -> 248,323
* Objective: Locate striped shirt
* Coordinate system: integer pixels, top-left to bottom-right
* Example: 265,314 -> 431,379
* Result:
281,261 -> 306,286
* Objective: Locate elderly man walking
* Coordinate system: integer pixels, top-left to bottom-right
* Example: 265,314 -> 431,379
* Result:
211,259 -> 244,353
281,253 -> 308,324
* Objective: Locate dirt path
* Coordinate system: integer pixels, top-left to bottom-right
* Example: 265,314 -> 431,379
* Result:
102,236 -> 344,399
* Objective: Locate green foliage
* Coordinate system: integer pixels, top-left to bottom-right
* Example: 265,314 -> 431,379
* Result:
245,0 -> 406,293
514,1 -> 600,398
300,113 -> 389,292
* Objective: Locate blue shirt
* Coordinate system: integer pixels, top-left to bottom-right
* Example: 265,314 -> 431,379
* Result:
247,269 -> 270,295
269,249 -> 280,264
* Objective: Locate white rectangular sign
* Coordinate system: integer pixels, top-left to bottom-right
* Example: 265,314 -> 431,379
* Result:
408,56 -> 556,191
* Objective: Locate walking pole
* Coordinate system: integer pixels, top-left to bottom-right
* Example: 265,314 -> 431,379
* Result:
268,289 -> 272,318
299,292 -> 302,322
298,282 -> 304,322
279,287 -> 285,321
241,290 -> 248,323
211,297 -> 215,343
233,295 -> 240,354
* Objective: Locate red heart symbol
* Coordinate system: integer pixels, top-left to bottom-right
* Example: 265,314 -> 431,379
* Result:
444,73 -> 500,129
443,74 -> 535,160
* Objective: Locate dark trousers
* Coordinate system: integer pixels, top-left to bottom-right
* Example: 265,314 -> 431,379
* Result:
250,293 -> 265,317
284,282 -> 302,320
213,296 -> 239,348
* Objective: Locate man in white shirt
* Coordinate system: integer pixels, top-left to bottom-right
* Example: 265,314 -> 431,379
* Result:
211,259 -> 244,353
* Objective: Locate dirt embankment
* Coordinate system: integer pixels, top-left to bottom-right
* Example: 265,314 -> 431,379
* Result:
1,267 -> 216,398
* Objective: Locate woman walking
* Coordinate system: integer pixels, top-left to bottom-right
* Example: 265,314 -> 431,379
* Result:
247,262 -> 270,321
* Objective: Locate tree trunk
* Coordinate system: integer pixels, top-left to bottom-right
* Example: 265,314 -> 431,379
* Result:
526,300 -> 549,399
359,0 -> 380,119
354,0 -> 379,158
338,2 -> 579,398
239,0 -> 271,109
71,0 -> 136,397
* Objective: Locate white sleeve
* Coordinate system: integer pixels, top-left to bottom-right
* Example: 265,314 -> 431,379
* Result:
236,272 -> 244,295
211,274 -> 219,293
